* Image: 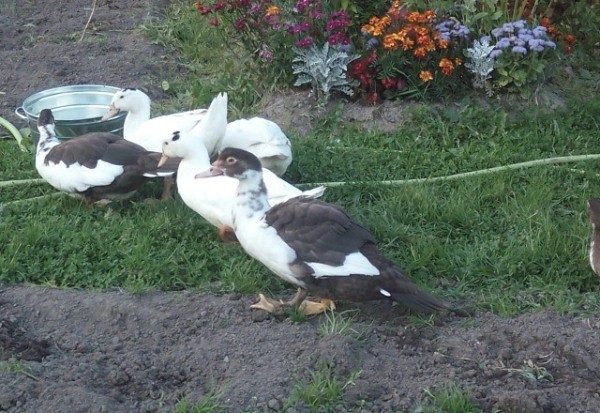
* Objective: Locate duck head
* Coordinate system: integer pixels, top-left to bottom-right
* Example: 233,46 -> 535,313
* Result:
37,108 -> 56,136
101,88 -> 151,120
195,147 -> 262,180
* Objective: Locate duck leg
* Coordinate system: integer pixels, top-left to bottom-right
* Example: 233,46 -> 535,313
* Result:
161,176 -> 174,200
250,288 -> 335,316
218,226 -> 238,243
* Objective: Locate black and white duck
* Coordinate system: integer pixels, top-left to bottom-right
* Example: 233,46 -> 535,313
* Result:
196,148 -> 450,315
35,109 -> 178,205
588,198 -> 600,276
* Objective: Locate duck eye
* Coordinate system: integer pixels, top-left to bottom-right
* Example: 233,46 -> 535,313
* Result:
226,157 -> 236,164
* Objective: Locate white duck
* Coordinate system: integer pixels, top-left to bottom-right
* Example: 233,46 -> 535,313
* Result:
159,94 -> 325,241
220,117 -> 292,176
103,88 -> 293,176
102,88 -> 209,153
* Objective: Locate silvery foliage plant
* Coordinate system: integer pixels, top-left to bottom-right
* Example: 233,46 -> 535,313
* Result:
292,42 -> 359,102
465,37 -> 496,93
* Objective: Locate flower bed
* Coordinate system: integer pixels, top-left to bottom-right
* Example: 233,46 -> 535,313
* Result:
193,0 -> 581,102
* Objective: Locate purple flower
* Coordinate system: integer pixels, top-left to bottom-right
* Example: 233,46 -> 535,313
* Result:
436,19 -> 470,40
326,10 -> 351,32
492,27 -> 504,38
496,38 -> 511,49
365,37 -> 379,50
234,19 -> 246,31
489,49 -> 503,59
295,36 -> 314,48
532,26 -> 547,38
512,45 -> 527,54
519,33 -> 533,42
288,22 -> 310,34
338,44 -> 352,53
544,40 -> 556,49
259,45 -> 273,62
295,0 -> 310,13
513,20 -> 526,29
328,31 -> 349,45
249,2 -> 260,14
309,8 -> 322,19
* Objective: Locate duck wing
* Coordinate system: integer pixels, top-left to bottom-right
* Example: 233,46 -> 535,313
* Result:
265,197 -> 449,313
265,197 -> 375,270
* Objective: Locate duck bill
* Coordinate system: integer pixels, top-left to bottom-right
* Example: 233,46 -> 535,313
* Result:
157,154 -> 169,168
195,166 -> 225,179
101,104 -> 120,121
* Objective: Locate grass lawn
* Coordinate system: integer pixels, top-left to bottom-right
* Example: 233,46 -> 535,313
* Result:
2,97 -> 600,315
2,2 -> 600,317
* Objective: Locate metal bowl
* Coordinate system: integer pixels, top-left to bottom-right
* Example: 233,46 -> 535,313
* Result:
15,84 -> 126,140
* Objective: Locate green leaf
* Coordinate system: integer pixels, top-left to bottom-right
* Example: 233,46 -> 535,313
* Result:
491,11 -> 503,20
473,11 -> 490,21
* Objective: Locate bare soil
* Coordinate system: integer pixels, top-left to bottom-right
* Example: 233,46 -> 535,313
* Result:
1,1 -> 599,412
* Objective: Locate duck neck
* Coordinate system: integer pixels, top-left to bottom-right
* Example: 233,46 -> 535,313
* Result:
178,144 -> 212,175
123,105 -> 151,137
36,124 -> 59,155
234,171 -> 270,223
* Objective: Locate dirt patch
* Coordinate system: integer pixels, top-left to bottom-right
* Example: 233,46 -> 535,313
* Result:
0,0 -> 175,125
1,285 -> 599,412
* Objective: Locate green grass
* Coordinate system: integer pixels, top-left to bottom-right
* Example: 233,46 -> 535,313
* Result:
417,383 -> 480,413
318,310 -> 364,339
285,364 -> 361,412
142,2 -> 287,117
173,392 -> 223,413
2,98 -> 600,314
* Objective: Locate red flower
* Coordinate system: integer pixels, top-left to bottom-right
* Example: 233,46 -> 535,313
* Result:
381,77 -> 397,89
210,17 -> 220,26
366,91 -> 380,104
194,1 -> 211,15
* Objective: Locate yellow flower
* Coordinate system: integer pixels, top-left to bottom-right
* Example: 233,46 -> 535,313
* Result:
265,5 -> 280,17
419,70 -> 433,82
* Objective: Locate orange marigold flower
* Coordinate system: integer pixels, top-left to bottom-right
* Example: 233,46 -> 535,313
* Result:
414,47 -> 427,58
265,5 -> 280,17
419,70 -> 433,82
417,35 -> 432,46
435,35 -> 449,49
423,10 -> 436,22
383,34 -> 397,49
439,58 -> 454,76
407,12 -> 421,23
565,34 -> 576,45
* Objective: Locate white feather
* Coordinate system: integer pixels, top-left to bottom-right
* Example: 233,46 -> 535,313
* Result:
234,218 -> 304,287
307,252 -> 380,278
219,117 -> 292,176
36,158 -> 123,193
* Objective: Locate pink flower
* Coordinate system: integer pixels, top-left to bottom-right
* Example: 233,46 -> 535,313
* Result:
234,18 -> 246,31
295,36 -> 314,48
259,45 -> 274,62
327,32 -> 349,45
